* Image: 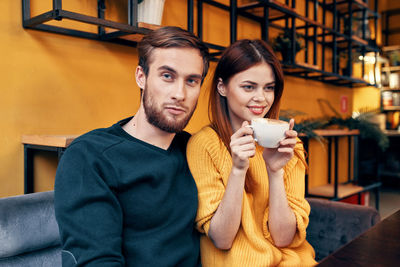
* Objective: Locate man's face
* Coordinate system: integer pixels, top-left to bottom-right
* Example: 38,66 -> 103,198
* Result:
138,48 -> 204,133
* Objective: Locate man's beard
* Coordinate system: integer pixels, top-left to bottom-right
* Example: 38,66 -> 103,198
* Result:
142,85 -> 197,133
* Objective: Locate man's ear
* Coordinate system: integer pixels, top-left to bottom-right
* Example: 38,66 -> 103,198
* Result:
135,66 -> 146,90
217,78 -> 226,96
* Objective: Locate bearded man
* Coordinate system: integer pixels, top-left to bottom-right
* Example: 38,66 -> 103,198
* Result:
54,26 -> 209,267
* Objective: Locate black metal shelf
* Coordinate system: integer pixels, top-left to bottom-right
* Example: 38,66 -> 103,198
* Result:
22,0 -> 153,47
382,87 -> 400,92
188,0 -> 379,88
300,130 -> 380,209
382,8 -> 400,46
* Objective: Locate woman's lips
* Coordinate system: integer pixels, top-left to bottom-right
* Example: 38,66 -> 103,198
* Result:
248,106 -> 265,115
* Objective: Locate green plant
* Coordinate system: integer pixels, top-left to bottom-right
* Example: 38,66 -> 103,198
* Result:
389,51 -> 400,66
280,107 -> 389,151
272,30 -> 303,54
325,111 -> 389,151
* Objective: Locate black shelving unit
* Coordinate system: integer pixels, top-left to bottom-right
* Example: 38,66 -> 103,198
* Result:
188,0 -> 379,88
381,46 -> 400,113
301,130 -> 381,209
22,0 -> 152,47
382,8 -> 400,46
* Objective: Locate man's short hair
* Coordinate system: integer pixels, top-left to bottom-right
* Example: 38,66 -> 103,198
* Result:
138,26 -> 210,81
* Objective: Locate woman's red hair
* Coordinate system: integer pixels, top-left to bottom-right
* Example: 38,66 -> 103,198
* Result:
208,39 -> 304,192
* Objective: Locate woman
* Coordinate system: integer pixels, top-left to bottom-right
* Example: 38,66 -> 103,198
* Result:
187,39 -> 316,266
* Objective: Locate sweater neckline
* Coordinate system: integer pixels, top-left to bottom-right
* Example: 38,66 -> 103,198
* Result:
112,116 -> 179,154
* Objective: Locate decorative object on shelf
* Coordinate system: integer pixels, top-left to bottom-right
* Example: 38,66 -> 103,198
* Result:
382,91 -> 394,108
280,103 -> 389,151
354,12 -> 371,41
340,55 -> 352,76
327,110 -> 389,151
389,73 -> 400,89
271,30 -> 303,63
389,51 -> 400,66
138,0 -> 166,25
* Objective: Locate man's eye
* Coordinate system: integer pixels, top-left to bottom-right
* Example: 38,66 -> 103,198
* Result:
162,73 -> 172,80
187,79 -> 199,86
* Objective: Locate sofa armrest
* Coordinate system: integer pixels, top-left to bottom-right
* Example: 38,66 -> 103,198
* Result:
0,191 -> 60,258
306,198 -> 380,261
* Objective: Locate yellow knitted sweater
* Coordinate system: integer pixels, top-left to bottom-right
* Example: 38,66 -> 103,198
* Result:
187,126 -> 316,267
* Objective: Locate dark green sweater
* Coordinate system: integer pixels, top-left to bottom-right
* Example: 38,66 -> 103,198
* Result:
54,117 -> 200,266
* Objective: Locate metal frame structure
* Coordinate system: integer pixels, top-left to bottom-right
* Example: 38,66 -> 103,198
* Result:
187,0 -> 380,88
22,0 -> 151,46
301,133 -> 381,209
24,144 -> 66,194
382,8 -> 400,46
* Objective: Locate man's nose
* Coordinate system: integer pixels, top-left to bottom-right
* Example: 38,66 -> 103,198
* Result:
171,79 -> 185,101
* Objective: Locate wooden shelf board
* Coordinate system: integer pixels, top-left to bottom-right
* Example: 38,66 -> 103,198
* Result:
383,130 -> 400,137
382,66 -> 400,72
105,22 -> 160,42
296,62 -> 320,70
382,106 -> 400,111
382,45 -> 400,52
22,135 -> 78,148
309,183 -> 364,198
325,0 -> 369,13
299,129 -> 359,138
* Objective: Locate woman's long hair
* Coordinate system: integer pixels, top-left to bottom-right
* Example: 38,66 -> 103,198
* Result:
208,39 -> 304,192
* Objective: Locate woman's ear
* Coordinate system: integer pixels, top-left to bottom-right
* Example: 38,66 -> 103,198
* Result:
135,66 -> 146,90
217,78 -> 226,96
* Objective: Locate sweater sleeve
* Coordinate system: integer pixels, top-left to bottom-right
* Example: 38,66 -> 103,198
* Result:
274,139 -> 311,248
186,129 -> 227,236
54,141 -> 124,266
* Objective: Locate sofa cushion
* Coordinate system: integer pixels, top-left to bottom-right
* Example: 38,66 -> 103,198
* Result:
0,191 -> 60,258
0,245 -> 61,267
306,197 -> 380,261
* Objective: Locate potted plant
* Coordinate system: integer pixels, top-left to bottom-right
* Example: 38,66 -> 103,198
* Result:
389,50 -> 400,66
280,105 -> 389,151
137,0 -> 166,25
272,30 -> 303,63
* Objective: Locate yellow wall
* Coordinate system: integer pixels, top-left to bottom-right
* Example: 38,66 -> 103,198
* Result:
1,0 -> 359,197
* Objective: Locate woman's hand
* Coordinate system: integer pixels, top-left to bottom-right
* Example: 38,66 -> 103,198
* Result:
230,121 -> 256,171
262,119 -> 297,173
208,121 -> 255,250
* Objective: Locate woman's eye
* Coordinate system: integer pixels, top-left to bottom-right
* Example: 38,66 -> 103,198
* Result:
265,86 -> 275,91
242,85 -> 254,90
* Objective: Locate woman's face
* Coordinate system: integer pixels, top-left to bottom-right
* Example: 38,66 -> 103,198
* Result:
218,62 -> 276,132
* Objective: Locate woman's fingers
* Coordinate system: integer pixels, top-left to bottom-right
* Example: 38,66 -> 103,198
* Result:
289,118 -> 295,131
279,137 -> 297,147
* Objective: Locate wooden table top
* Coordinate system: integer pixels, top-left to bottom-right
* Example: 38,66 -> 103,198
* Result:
317,209 -> 400,266
22,135 -> 78,148
299,129 -> 360,137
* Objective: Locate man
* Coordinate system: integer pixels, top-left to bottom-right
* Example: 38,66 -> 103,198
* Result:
54,26 -> 210,266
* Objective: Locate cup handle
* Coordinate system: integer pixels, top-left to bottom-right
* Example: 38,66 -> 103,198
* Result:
245,125 -> 257,142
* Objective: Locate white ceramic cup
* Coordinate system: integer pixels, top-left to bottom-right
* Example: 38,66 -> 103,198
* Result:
247,118 -> 289,148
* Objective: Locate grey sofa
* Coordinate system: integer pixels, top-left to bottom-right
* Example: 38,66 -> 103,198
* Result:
0,191 -> 380,266
0,191 -> 61,266
306,197 -> 380,261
